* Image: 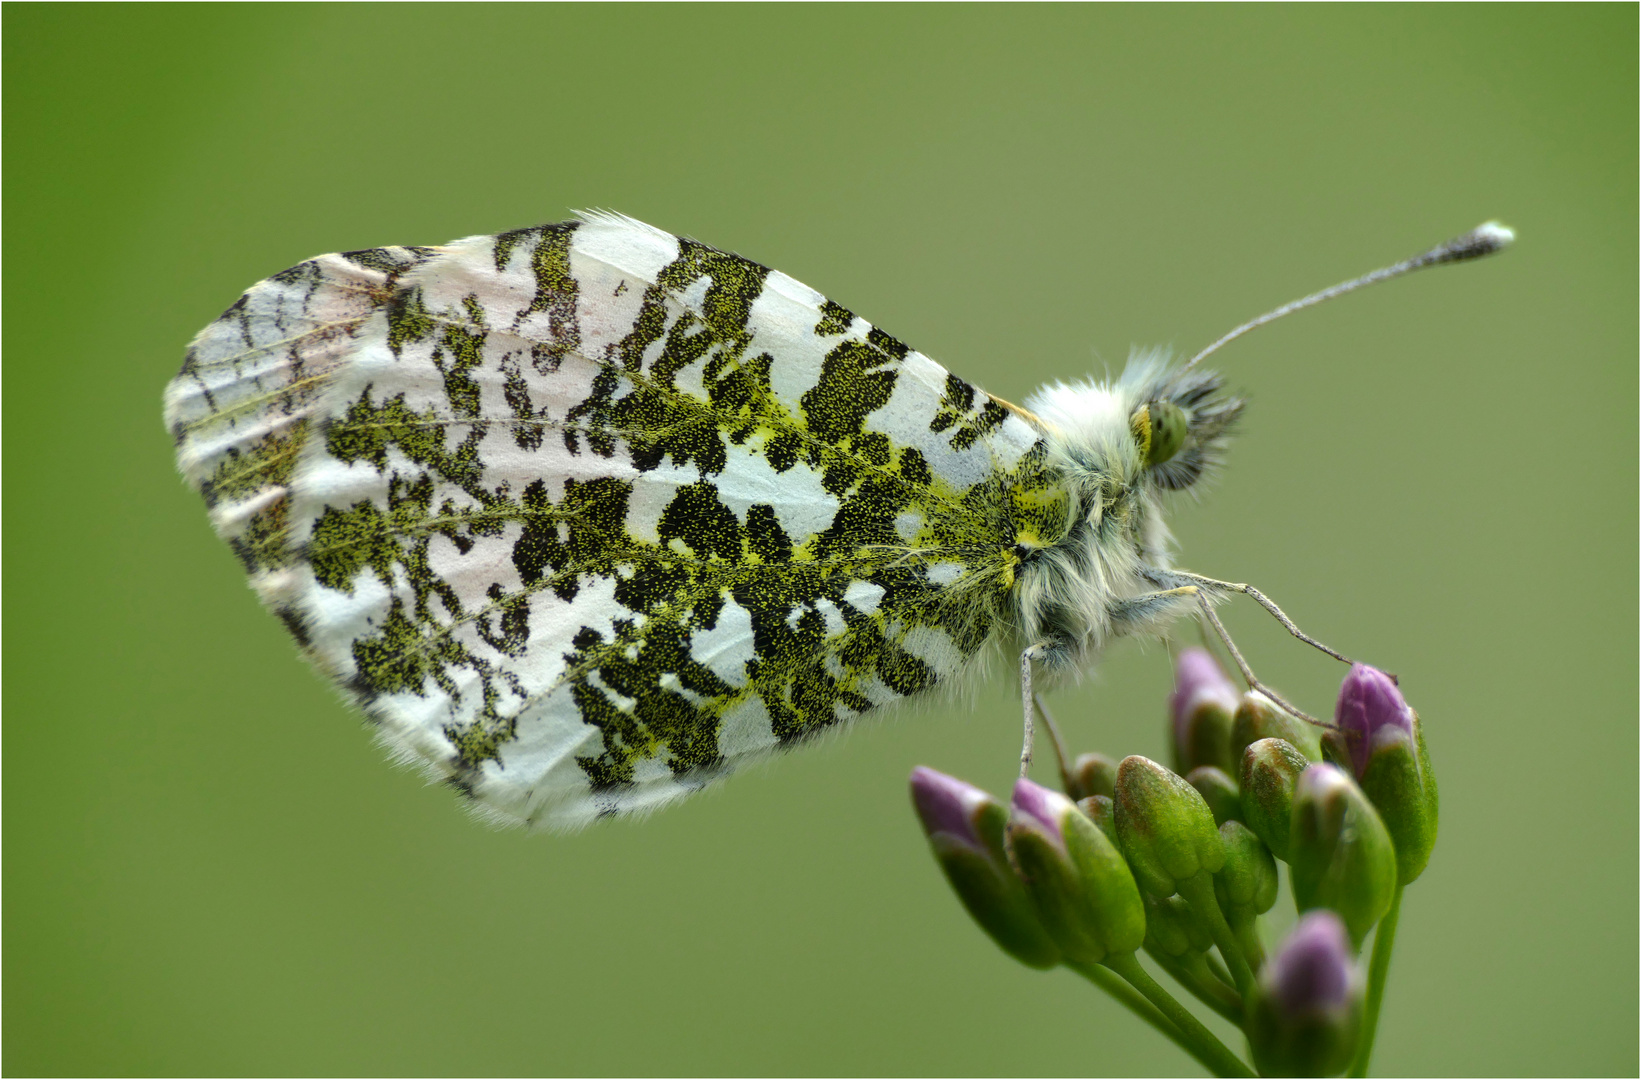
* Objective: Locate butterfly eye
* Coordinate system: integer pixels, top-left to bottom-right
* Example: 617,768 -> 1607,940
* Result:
1130,401 -> 1189,466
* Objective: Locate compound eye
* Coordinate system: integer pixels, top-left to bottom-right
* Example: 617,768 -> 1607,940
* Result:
1130,400 -> 1189,465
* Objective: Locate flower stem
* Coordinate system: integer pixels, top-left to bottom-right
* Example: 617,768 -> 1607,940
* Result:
1349,884 -> 1403,1077
1147,946 -> 1244,1024
1178,872 -> 1255,997
1100,951 -> 1256,1078
1228,910 -> 1266,972
1204,951 -> 1234,988
1071,961 -> 1192,1057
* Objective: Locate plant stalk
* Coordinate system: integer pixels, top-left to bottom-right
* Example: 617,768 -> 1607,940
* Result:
1146,946 -> 1244,1024
1178,872 -> 1255,996
1349,883 -> 1403,1077
1100,951 -> 1255,1078
1071,961 -> 1193,1058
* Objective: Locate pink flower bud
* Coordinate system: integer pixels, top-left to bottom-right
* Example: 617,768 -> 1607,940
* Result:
1333,664 -> 1414,779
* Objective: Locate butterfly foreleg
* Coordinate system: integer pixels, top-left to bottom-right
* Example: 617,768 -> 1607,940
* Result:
1140,566 -> 1353,729
1109,586 -> 1203,637
1017,642 -> 1079,779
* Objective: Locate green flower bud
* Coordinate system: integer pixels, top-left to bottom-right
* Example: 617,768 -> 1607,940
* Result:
1186,765 -> 1241,826
1170,648 -> 1241,775
1361,716 -> 1438,885
1008,779 -> 1145,965
1289,765 -> 1397,946
910,767 -> 1060,968
1077,793 -> 1117,843
1325,665 -> 1439,885
1246,911 -> 1363,1077
1216,819 -> 1279,969
1145,892 -> 1245,1023
1143,893 -> 1214,958
1114,755 -> 1225,898
1239,738 -> 1311,861
1232,690 -> 1323,764
1216,820 -> 1278,917
1070,752 -> 1118,800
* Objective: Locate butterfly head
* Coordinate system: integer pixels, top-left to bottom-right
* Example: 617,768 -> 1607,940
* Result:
1026,351 -> 1245,506
1122,356 -> 1246,493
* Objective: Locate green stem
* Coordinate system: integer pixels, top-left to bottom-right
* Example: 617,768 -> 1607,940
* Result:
1228,910 -> 1266,972
1178,872 -> 1255,997
1071,961 -> 1192,1057
1101,951 -> 1256,1078
1349,884 -> 1403,1078
1204,950 -> 1234,988
1147,946 -> 1244,1024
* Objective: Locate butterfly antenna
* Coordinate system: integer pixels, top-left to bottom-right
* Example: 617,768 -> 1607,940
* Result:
1180,221 -> 1515,373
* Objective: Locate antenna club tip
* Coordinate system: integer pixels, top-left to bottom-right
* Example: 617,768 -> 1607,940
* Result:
1432,221 -> 1517,265
1474,220 -> 1517,248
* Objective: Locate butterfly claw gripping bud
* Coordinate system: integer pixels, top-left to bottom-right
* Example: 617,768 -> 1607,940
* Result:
1289,764 -> 1397,946
1232,690 -> 1323,765
1239,738 -> 1311,861
910,768 -> 1060,969
1007,779 -> 1145,966
1246,911 -> 1364,1078
1170,648 -> 1241,775
1325,664 -> 1439,885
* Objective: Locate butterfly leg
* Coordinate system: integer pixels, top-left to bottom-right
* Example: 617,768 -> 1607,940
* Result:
1109,586 -> 1203,636
1019,585 -> 1200,782
1141,566 -> 1353,729
1031,693 -> 1079,796
1018,644 -> 1057,778
1159,569 -> 1355,666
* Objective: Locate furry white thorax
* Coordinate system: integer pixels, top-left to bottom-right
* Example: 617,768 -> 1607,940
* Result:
1013,357 -> 1190,669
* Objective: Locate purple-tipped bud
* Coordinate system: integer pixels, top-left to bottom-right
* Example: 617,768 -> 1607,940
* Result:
1171,648 -> 1241,775
1330,665 -> 1414,779
910,768 -> 1059,969
911,766 -> 991,850
1289,765 -> 1397,946
1010,776 -> 1069,848
1324,666 -> 1439,885
1008,779 -> 1145,965
1246,911 -> 1363,1077
1268,912 -> 1357,1013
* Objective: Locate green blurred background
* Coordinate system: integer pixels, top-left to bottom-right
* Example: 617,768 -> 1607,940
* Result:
6,5 -> 1634,1075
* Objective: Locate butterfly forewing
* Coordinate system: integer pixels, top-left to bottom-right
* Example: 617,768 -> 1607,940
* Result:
167,213 -> 1061,827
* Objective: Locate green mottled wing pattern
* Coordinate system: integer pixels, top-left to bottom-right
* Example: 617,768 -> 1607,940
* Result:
165,212 -> 1067,827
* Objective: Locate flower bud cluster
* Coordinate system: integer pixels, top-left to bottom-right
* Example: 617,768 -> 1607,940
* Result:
910,648 -> 1439,1077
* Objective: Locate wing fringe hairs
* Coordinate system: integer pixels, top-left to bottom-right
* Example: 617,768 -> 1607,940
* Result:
166,212 -> 1235,829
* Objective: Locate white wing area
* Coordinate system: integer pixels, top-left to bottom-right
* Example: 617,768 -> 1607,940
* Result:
166,213 -> 1049,828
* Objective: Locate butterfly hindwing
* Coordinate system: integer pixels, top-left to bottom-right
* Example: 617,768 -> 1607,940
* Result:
167,213 -> 1063,827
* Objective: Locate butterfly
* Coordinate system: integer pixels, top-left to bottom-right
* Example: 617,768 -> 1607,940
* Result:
163,212 -> 1511,828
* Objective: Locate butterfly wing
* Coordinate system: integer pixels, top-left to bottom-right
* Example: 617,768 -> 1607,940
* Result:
165,213 -> 1062,827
